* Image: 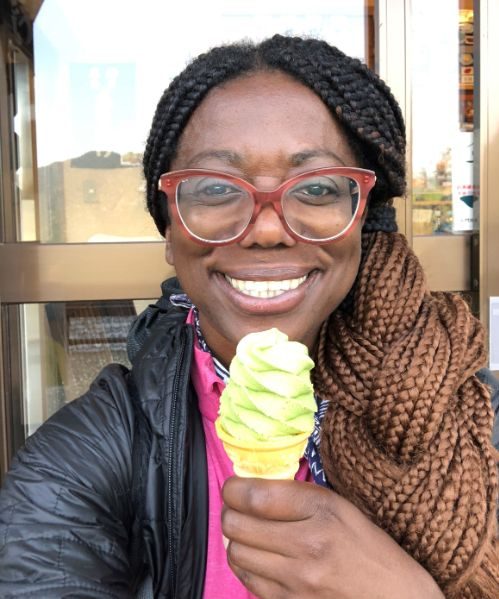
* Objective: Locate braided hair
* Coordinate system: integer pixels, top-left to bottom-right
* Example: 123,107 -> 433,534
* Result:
314,232 -> 498,598
143,34 -> 406,236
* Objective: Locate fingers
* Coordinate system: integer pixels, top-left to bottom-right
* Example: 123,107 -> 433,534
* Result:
222,484 -> 342,562
222,505 -> 295,556
222,477 -> 335,522
227,540 -> 290,596
229,564 -> 287,599
220,478 -> 437,599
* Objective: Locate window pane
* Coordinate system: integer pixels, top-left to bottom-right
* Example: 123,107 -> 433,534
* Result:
33,0 -> 370,243
10,47 -> 37,241
21,300 -> 150,435
411,0 -> 477,236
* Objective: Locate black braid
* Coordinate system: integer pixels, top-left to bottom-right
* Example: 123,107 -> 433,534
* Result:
143,35 -> 406,236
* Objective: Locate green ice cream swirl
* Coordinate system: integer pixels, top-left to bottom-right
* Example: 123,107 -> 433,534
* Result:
217,328 -> 316,442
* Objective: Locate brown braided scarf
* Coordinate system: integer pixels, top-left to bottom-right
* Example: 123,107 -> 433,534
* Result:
313,231 -> 499,598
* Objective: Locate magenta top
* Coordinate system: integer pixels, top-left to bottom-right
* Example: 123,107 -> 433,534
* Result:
186,311 -> 311,599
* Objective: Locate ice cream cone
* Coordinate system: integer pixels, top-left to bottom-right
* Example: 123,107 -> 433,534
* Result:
216,421 -> 309,480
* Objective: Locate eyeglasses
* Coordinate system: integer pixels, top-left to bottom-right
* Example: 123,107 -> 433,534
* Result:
158,167 -> 376,245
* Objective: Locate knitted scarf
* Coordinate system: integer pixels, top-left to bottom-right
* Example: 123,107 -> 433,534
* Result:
314,231 -> 498,598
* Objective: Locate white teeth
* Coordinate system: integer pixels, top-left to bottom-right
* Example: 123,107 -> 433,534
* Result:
224,275 -> 307,298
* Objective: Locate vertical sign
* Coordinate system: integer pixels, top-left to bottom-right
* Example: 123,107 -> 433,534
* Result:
453,5 -> 478,232
459,6 -> 474,132
490,297 -> 499,371
452,131 -> 478,231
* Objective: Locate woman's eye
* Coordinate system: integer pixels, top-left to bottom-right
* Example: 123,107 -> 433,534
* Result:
301,184 -> 333,196
201,183 -> 235,196
293,183 -> 339,202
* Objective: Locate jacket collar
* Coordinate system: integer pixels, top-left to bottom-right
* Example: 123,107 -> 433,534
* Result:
127,277 -> 186,365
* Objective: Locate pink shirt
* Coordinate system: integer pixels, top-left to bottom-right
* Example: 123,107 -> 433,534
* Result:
186,314 -> 310,599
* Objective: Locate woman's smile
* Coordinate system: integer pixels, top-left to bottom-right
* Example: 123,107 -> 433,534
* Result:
223,273 -> 308,298
214,269 -> 319,314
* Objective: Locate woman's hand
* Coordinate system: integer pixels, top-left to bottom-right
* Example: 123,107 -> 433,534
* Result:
222,477 -> 444,599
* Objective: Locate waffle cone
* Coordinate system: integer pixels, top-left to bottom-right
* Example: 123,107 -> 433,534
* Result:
215,421 -> 310,480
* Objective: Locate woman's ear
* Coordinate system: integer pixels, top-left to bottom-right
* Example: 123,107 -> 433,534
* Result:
165,225 -> 174,265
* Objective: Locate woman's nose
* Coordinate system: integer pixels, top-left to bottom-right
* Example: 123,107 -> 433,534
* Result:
239,203 -> 296,248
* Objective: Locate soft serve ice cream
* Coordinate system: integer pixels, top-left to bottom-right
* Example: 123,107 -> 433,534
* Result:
215,328 -> 316,479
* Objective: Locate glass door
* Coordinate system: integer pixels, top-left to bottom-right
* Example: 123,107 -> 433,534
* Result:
410,0 -> 479,311
399,0 -> 499,374
0,0 -> 377,479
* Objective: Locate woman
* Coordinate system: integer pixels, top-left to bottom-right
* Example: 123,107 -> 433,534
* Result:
0,35 -> 498,599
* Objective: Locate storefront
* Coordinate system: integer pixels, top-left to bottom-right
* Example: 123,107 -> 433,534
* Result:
1,0 -> 498,481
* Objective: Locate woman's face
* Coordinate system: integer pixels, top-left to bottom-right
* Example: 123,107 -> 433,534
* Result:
165,70 -> 363,366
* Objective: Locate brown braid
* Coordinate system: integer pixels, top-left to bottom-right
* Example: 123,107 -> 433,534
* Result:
313,231 -> 498,598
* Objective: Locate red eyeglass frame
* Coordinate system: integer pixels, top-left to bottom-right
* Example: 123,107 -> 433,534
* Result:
158,167 -> 376,245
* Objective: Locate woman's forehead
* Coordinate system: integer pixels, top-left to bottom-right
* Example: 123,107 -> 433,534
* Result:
172,71 -> 357,170
183,70 -> 328,125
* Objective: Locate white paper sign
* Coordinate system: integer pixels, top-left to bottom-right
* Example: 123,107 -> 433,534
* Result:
452,131 -> 479,232
490,297 -> 499,371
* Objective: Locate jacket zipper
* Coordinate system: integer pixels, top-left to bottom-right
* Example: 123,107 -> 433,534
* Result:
166,331 -> 187,597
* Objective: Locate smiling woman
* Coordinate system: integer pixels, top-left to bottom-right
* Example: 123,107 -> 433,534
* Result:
0,34 -> 498,599
161,71 -> 373,365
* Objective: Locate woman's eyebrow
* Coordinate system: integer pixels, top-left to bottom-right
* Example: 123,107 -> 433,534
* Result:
290,150 -> 346,166
184,149 -> 346,168
185,150 -> 242,167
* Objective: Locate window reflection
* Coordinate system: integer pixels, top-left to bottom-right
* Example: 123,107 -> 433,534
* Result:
10,45 -> 37,241
411,0 -> 477,236
22,300 -> 149,435
32,0 -> 370,243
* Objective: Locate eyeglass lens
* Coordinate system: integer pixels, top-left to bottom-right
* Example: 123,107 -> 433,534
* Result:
176,173 -> 360,242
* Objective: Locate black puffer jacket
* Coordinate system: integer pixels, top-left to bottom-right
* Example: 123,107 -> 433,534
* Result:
1,277 -> 498,598
0,278 -> 208,598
